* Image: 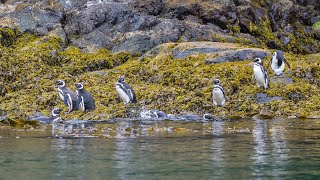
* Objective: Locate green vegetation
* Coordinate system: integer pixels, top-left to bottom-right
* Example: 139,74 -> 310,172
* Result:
312,21 -> 320,32
249,17 -> 320,54
0,29 -> 319,125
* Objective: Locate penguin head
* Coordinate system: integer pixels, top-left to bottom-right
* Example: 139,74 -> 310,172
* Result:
56,80 -> 66,88
213,78 -> 221,85
253,58 -> 262,64
275,50 -> 284,60
117,76 -> 125,83
75,83 -> 84,90
52,108 -> 62,117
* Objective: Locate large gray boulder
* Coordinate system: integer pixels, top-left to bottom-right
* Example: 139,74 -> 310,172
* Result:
0,0 -> 319,54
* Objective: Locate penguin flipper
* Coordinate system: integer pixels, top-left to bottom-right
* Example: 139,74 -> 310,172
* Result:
284,58 -> 290,68
63,94 -> 69,105
127,89 -> 136,103
267,57 -> 272,69
264,69 -> 269,89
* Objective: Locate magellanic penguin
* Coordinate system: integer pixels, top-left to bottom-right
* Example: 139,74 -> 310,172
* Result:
115,76 -> 137,104
268,50 -> 290,76
212,78 -> 226,107
56,80 -> 78,112
75,83 -> 95,111
253,58 -> 269,89
31,108 -> 63,124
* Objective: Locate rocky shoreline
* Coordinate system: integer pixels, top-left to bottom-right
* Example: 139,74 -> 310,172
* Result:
0,1 -> 319,125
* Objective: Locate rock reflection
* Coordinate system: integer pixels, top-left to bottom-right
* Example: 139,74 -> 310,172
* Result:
252,119 -> 289,177
52,138 -> 91,178
252,119 -> 269,176
271,122 -> 288,176
211,122 -> 225,176
114,122 -> 135,179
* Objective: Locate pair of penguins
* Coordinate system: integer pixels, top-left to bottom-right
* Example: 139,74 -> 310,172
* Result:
56,76 -> 136,112
212,50 -> 290,106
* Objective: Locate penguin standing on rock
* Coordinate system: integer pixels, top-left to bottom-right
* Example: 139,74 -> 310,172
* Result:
75,83 -> 95,111
115,76 -> 137,104
253,58 -> 269,89
268,50 -> 290,76
212,78 -> 226,107
56,80 -> 78,112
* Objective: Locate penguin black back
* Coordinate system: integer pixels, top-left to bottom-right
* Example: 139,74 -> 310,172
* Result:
276,50 -> 284,67
116,76 -> 137,104
75,83 -> 95,111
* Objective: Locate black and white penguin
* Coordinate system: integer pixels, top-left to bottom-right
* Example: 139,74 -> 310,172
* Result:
115,76 -> 137,104
75,83 -> 95,111
268,50 -> 290,76
56,80 -> 78,112
30,108 -> 63,124
212,78 -> 226,107
253,58 -> 269,89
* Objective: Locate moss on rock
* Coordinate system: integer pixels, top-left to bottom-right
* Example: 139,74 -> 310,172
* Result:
0,31 -> 319,122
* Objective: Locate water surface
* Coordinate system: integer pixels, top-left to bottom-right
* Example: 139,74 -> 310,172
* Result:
1,118 -> 320,179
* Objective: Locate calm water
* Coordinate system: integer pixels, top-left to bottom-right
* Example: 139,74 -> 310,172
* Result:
1,118 -> 320,179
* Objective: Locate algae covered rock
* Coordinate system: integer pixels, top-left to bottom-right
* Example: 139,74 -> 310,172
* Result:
270,75 -> 293,85
255,93 -> 282,104
144,42 -> 269,63
253,110 -> 274,119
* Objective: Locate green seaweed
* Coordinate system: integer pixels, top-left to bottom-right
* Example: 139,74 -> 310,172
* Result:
0,30 -> 320,122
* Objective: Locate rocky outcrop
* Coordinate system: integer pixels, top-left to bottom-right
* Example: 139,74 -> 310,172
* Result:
1,0 -> 319,54
255,93 -> 282,103
143,42 -> 270,63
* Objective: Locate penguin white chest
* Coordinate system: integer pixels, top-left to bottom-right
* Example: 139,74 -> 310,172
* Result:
58,89 -> 64,100
212,88 -> 225,106
254,65 -> 266,87
116,85 -> 130,104
271,57 -> 284,75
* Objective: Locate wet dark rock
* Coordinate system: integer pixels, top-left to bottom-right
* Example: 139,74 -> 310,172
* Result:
267,40 -> 281,49
255,93 -> 282,104
288,92 -> 304,103
132,0 -> 164,16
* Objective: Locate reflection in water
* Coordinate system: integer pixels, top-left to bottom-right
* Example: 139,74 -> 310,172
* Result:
271,122 -> 288,176
1,118 -> 320,179
252,119 -> 289,178
51,138 -> 91,179
114,122 -> 134,179
211,122 -> 225,176
252,119 -> 269,177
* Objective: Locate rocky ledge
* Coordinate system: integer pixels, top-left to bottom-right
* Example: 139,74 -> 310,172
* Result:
0,0 -> 319,54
